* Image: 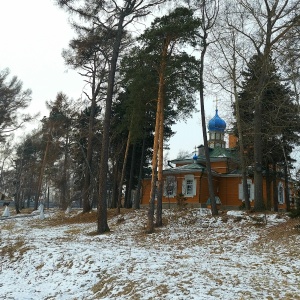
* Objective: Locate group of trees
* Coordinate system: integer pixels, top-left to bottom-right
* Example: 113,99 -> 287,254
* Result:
236,54 -> 300,211
1,0 -> 300,233
210,0 -> 300,211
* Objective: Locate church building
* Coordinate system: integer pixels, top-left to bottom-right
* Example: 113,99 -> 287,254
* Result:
141,108 -> 297,210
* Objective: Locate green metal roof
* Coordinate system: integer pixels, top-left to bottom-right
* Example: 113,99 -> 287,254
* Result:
170,147 -> 239,165
209,147 -> 238,160
164,163 -> 205,174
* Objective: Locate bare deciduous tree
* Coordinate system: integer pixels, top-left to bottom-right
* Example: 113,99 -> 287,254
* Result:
222,0 -> 300,210
57,0 -> 168,233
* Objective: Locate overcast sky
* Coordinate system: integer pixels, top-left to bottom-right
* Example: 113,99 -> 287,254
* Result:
0,0 -> 218,159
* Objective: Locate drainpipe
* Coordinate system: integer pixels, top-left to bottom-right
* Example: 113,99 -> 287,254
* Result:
167,160 -> 174,168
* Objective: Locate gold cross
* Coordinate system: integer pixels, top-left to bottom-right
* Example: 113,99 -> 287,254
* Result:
213,98 -> 218,110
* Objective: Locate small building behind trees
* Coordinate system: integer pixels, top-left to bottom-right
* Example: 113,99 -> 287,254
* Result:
141,108 -> 298,210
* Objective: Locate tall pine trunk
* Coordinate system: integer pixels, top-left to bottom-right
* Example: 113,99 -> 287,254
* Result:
35,136 -> 50,211
147,37 -> 168,233
156,95 -> 164,227
83,98 -> 96,213
147,96 -> 161,233
266,165 -> 272,210
125,143 -> 136,209
233,65 -> 251,211
272,163 -> 278,212
134,134 -> 146,210
253,91 -> 264,211
61,129 -> 70,210
284,163 -> 290,212
97,15 -> 125,234
117,131 -> 131,214
110,160 -> 120,209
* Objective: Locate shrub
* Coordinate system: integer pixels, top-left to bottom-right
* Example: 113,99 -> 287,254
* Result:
176,193 -> 187,208
289,207 -> 300,219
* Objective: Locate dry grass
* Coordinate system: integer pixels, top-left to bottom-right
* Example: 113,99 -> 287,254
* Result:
0,237 -> 33,260
1,220 -> 16,231
37,208 -> 137,227
255,218 -> 300,245
91,273 -> 118,298
92,276 -> 168,300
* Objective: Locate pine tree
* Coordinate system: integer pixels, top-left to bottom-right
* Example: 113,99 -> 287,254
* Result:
237,54 -> 300,210
0,68 -> 33,142
124,7 -> 201,232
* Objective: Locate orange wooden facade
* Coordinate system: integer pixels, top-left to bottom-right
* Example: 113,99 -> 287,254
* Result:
140,161 -> 295,210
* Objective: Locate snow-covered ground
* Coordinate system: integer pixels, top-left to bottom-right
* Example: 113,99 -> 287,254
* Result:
0,207 -> 299,300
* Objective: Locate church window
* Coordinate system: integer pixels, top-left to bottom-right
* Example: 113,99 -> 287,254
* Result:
186,179 -> 193,195
163,176 -> 177,197
182,175 -> 196,197
278,182 -> 284,204
238,179 -> 254,201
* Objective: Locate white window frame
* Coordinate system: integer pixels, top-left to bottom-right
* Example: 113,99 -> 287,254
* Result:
278,182 -> 285,204
239,179 -> 254,201
182,175 -> 196,197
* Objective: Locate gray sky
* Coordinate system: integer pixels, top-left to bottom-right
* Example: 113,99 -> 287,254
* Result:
0,0 -> 216,159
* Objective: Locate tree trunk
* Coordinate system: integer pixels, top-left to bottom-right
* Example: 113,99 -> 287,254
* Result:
253,5 -> 273,211
147,37 -> 169,233
110,160 -> 119,209
35,136 -> 50,210
61,130 -> 70,210
14,179 -> 21,214
117,131 -> 131,214
125,143 -> 136,209
199,36 -> 217,215
235,94 -> 251,210
253,91 -> 265,211
156,90 -> 164,227
232,57 -> 251,210
284,163 -> 290,212
281,141 -> 291,212
265,165 -> 272,210
134,134 -> 146,210
83,92 -> 97,213
97,15 -> 125,234
147,91 -> 162,233
272,163 -> 278,212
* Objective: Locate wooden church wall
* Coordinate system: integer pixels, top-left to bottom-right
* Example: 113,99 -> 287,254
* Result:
141,173 -> 294,210
140,173 -> 218,206
210,161 -> 229,174
141,178 -> 151,205
217,177 -> 241,207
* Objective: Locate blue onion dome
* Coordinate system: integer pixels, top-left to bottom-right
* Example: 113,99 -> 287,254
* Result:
208,109 -> 226,132
193,153 -> 198,161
